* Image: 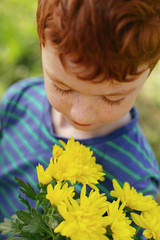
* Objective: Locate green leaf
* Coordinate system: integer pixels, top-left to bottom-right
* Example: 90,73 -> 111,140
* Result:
6,237 -> 27,240
35,192 -> 49,208
20,231 -> 42,240
0,218 -> 21,235
35,192 -> 47,202
22,209 -> 50,235
19,194 -> 31,211
16,211 -> 31,225
15,177 -> 37,200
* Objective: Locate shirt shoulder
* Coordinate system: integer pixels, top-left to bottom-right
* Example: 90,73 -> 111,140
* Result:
1,77 -> 44,107
0,77 -> 45,124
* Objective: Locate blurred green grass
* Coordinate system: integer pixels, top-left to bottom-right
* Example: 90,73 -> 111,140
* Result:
135,64 -> 160,163
0,0 -> 42,97
0,0 -> 160,166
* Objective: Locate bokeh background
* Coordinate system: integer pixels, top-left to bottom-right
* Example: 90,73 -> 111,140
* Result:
0,0 -> 160,199
0,0 -> 42,96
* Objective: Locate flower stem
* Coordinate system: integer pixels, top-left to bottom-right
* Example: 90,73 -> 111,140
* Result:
134,226 -> 141,239
61,180 -> 67,188
49,207 -> 55,230
35,188 -> 42,211
53,233 -> 61,240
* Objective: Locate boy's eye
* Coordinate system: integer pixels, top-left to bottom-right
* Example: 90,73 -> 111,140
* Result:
53,82 -> 124,105
53,84 -> 73,95
101,96 -> 124,106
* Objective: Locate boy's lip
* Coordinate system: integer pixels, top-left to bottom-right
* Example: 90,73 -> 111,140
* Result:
72,120 -> 93,126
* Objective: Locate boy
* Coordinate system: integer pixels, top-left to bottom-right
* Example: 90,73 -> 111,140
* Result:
0,0 -> 160,223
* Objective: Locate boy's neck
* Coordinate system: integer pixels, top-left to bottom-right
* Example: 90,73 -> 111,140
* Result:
50,108 -> 131,139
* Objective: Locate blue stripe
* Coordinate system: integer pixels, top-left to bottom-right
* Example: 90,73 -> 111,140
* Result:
2,99 -> 60,149
2,111 -> 53,154
4,133 -> 35,171
122,134 -> 154,166
0,179 -> 24,209
4,122 -> 50,168
106,141 -> 158,178
89,145 -> 141,181
2,141 -> 37,189
5,88 -> 44,111
0,206 -> 10,219
0,187 -> 18,212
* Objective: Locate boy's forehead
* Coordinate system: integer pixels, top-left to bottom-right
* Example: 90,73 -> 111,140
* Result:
42,42 -> 150,95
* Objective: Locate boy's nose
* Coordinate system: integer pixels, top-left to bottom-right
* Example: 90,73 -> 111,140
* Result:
70,95 -> 97,124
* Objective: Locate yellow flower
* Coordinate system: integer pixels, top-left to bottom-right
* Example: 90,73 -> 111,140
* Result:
54,185 -> 109,240
131,206 -> 160,240
52,144 -> 64,159
105,199 -> 136,240
58,139 -> 67,149
110,179 -> 157,211
36,158 -> 54,185
46,182 -> 75,207
51,137 -> 105,188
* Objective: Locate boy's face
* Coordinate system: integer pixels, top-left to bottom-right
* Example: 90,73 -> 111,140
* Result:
41,42 -> 150,135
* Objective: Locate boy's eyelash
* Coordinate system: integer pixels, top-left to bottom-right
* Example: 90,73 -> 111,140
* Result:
54,84 -> 73,95
54,84 -> 124,105
101,96 -> 124,106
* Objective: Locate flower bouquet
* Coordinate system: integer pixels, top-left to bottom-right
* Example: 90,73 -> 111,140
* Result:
0,137 -> 160,240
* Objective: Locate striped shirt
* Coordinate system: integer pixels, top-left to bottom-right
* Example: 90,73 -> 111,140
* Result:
0,77 -> 160,222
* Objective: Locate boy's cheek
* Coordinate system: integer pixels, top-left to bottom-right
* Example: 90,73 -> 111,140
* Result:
47,93 -> 70,112
101,99 -> 135,122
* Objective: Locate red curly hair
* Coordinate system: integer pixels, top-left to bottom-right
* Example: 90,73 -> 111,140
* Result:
37,0 -> 160,82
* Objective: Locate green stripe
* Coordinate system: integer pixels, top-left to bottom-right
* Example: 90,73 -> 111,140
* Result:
97,184 -> 111,197
133,125 -> 140,135
38,155 -> 49,167
4,124 -> 51,169
4,122 -> 48,167
3,146 -> 37,189
5,88 -> 44,111
3,110 -> 60,155
88,146 -> 124,188
74,183 -> 82,192
122,134 -> 154,166
0,158 -> 20,214
87,147 -> 123,185
41,125 -> 61,145
138,182 -> 155,195
0,179 -> 24,208
103,170 -> 123,187
89,146 -> 141,180
3,99 -> 40,126
2,99 -> 61,147
9,124 -> 35,154
0,153 -> 32,211
19,79 -> 46,96
1,140 -> 35,208
0,205 -> 10,219
0,179 -> 18,197
31,85 -> 46,96
5,133 -> 35,171
0,152 -> 16,182
133,126 -> 152,154
106,141 -> 158,178
2,111 -> 52,152
0,188 -> 17,212
143,140 -> 155,156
